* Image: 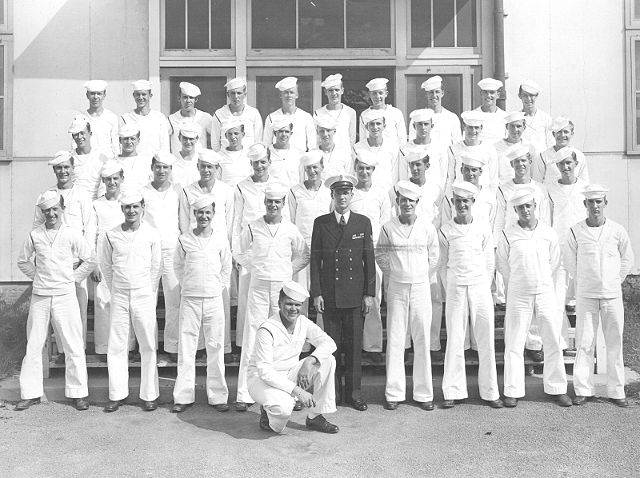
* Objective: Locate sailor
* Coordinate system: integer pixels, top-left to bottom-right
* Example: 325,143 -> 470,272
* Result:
473,77 -> 508,144
68,114 -> 107,200
315,113 -> 352,178
217,117 -> 252,186
494,111 -> 537,185
358,77 -> 407,148
518,80 -> 554,153
116,124 -> 153,194
267,116 -> 304,188
401,108 -> 447,187
171,123 -> 202,189
168,81 -> 213,153
80,79 -> 119,158
314,73 -> 356,150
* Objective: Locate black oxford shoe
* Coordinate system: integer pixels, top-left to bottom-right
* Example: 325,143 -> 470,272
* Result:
75,397 -> 90,411
104,400 -> 121,413
14,398 -> 41,411
383,400 -> 399,410
349,399 -> 368,411
171,403 -> 193,413
143,400 -> 158,412
306,414 -> 339,434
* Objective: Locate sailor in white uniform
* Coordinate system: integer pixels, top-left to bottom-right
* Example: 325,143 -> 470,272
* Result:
314,73 -> 356,151
116,124 -> 153,194
68,114 -> 107,200
358,77 -> 407,148
79,79 -> 119,158
473,78 -> 508,144
518,80 -> 554,153
168,81 -> 213,153
170,123 -> 202,190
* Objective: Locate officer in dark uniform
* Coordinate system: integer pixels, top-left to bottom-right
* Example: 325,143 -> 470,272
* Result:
310,174 -> 376,411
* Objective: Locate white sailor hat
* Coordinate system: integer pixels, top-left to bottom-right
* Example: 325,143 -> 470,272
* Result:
361,108 -> 385,125
120,191 -> 144,205
68,115 -> 90,134
421,75 -> 443,91
179,81 -> 201,97
221,117 -> 244,135
365,78 -> 389,91
265,182 -> 289,200
153,150 -> 177,166
118,123 -> 140,138
48,150 -> 73,166
321,73 -> 343,89
410,108 -> 434,123
552,147 -> 577,163
505,144 -> 531,162
179,122 -> 201,139
325,174 -> 357,190
582,184 -> 609,200
355,149 -> 378,167
192,194 -> 216,211
132,80 -> 153,91
315,113 -> 338,130
395,180 -> 422,201
451,181 -> 479,199
225,77 -> 247,91
460,110 -> 484,127
520,80 -> 541,95
300,150 -> 324,167
404,150 -> 429,164
83,80 -> 108,92
509,186 -> 536,206
271,116 -> 294,131
477,78 -> 503,91
101,160 -> 123,178
551,116 -> 571,133
275,77 -> 298,91
504,111 -> 526,124
281,280 -> 309,302
247,143 -> 268,162
37,190 -> 62,210
198,149 -> 221,166
460,152 -> 487,168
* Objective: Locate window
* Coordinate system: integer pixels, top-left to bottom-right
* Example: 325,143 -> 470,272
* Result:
0,0 -> 10,157
0,43 -> 5,153
250,0 -> 392,50
163,0 -> 232,51
406,73 -> 463,117
253,74 -> 315,120
410,0 -> 477,48
627,1 -> 640,152
160,68 -> 235,117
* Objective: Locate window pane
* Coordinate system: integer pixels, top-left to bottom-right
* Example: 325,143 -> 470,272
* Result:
346,0 -> 391,48
299,0 -> 344,48
0,0 -> 4,25
211,0 -> 232,49
636,0 -> 640,20
165,0 -> 186,49
0,45 -> 4,92
456,0 -> 476,47
169,76 -> 229,115
410,0 -> 432,48
433,0 -> 454,47
252,0 -> 296,48
0,98 -> 3,150
406,74 -> 463,117
254,75 -> 313,121
187,0 -> 209,49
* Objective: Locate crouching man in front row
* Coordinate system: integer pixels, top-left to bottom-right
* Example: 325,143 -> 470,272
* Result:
248,281 -> 339,434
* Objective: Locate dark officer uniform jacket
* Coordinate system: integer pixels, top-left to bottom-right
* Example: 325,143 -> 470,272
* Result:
310,211 -> 376,309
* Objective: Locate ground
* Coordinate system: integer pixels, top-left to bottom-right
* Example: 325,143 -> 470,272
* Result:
1,368 -> 639,478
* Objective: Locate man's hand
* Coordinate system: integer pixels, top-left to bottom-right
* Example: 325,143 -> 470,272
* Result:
292,386 -> 316,408
314,295 -> 325,314
297,356 -> 318,390
90,269 -> 102,283
362,295 -> 374,315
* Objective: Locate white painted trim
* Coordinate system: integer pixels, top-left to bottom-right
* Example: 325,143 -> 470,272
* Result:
0,35 -> 12,158
149,0 -> 162,111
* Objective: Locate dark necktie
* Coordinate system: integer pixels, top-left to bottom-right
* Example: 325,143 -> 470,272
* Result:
339,214 -> 346,227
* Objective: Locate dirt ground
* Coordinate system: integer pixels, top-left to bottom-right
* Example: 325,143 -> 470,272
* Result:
1,368 -> 639,478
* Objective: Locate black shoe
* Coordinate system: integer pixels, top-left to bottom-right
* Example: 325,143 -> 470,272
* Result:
504,397 -> 518,408
565,304 -> 576,313
144,400 -> 158,411
464,349 -> 479,361
495,303 -> 506,312
486,399 -> 504,409
383,400 -> 398,410
235,401 -> 250,412
195,349 -> 206,360
349,399 -> 368,411
416,401 -> 434,411
259,406 -> 274,432
75,397 -> 90,411
553,394 -> 572,407
211,403 -> 230,412
610,398 -> 629,408
525,348 -> 544,362
14,398 -> 41,411
306,414 -> 339,434
572,395 -> 588,406
171,403 -> 193,413
104,400 -> 121,412
441,399 -> 456,409
293,400 -> 304,411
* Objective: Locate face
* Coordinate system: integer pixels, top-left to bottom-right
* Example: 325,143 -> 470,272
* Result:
180,133 -> 198,153
553,126 -> 574,148
414,120 -> 433,139
279,296 -> 303,322
72,126 -> 91,148
225,127 -> 245,147
317,126 -> 336,143
304,161 -> 323,180
102,172 -> 123,194
556,157 -> 577,179
122,201 -> 143,224
506,120 -> 525,142
195,204 -> 214,228
332,188 -> 353,211
510,156 -> 531,176
461,164 -> 482,183
133,89 -> 151,109
152,162 -> 172,182
43,203 -> 63,227
227,86 -> 247,106
53,161 -> 74,186
355,161 -> 375,182
515,200 -> 536,222
366,119 -> 385,139
179,93 -> 197,111
426,88 -> 443,109
264,197 -> 285,217
86,90 -> 106,109
463,123 -> 482,141
409,159 -> 429,179
274,127 -> 292,146
120,134 -> 139,154
585,197 -> 607,220
368,88 -> 387,107
453,195 -> 474,218
280,87 -> 298,105
251,158 -> 270,176
197,161 -> 215,181
324,85 -> 343,105
397,195 -> 418,216
480,89 -> 498,108
519,90 -> 538,109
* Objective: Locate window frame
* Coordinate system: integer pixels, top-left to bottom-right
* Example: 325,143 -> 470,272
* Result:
626,31 -> 640,154
0,35 -> 11,159
160,0 -> 236,57
246,0 -> 396,58
626,0 -> 640,28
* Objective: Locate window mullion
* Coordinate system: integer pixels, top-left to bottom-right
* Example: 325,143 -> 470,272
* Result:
184,0 -> 188,50
344,0 -> 347,48
430,0 -> 434,47
295,0 -> 299,49
208,0 -> 212,50
453,0 -> 458,47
